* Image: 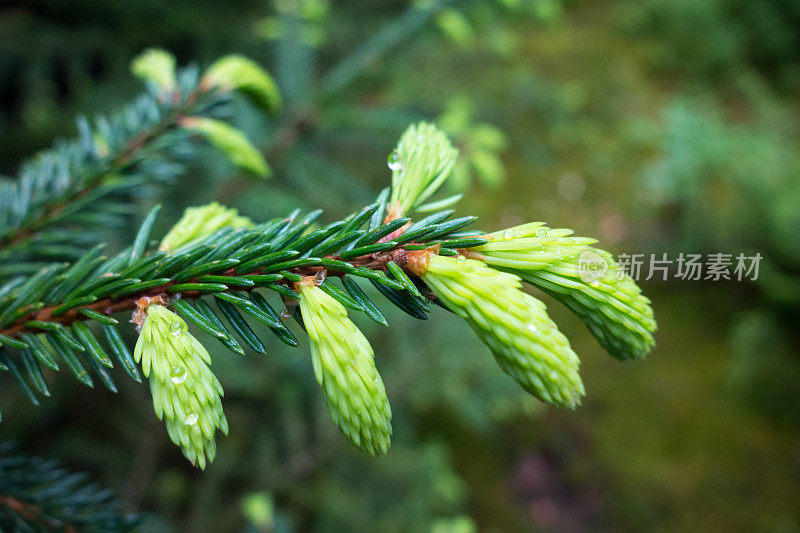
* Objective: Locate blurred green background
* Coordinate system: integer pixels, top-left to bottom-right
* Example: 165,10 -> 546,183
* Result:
2,0 -> 800,531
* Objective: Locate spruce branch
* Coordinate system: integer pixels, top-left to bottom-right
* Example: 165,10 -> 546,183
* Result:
0,121 -> 656,469
0,78 -> 205,253
0,50 -> 278,279
0,442 -> 142,532
0,201 -> 464,342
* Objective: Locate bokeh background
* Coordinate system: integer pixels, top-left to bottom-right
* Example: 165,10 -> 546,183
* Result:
2,0 -> 800,531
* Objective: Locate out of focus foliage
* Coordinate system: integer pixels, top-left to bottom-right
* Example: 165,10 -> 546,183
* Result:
622,0 -> 800,86
0,443 -> 141,531
1,0 -> 799,531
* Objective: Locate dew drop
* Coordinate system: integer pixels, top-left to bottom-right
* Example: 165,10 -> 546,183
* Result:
527,324 -> 538,333
502,229 -> 514,240
387,151 -> 403,171
535,228 -> 548,238
279,308 -> 292,320
169,366 -> 188,385
184,413 -> 199,426
170,321 -> 184,337
456,255 -> 467,264
314,269 -> 327,285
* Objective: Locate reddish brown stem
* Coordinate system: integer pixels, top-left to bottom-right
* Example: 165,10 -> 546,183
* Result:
0,495 -> 76,532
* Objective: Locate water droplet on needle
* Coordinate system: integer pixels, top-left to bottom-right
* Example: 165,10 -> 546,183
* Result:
387,151 -> 403,171
170,366 -> 187,384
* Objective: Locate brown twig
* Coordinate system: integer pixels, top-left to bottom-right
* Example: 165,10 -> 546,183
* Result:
0,495 -> 77,532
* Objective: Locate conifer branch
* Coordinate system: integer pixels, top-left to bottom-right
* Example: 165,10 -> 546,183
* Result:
0,51 -> 277,280
0,226 -> 447,341
1,86 -> 201,248
0,443 -> 142,531
0,119 -> 656,469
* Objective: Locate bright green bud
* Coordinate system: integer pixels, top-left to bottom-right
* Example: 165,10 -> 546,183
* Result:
475,223 -> 656,359
202,55 -> 281,112
130,48 -> 176,93
519,248 -> 657,361
422,254 -> 584,408
179,116 -> 270,178
389,122 -> 459,214
159,202 -> 253,251
298,281 -> 392,455
134,305 -> 227,469
476,222 -> 656,360
475,222 -> 597,270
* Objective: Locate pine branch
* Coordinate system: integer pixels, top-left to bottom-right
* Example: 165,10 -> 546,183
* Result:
0,442 -> 142,532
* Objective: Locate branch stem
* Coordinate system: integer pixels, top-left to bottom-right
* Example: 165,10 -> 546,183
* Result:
0,90 -> 204,251
0,244 -> 437,339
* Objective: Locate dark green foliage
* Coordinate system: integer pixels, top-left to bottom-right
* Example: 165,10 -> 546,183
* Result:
0,443 -> 141,532
0,68 -> 232,280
